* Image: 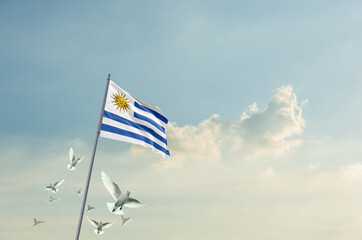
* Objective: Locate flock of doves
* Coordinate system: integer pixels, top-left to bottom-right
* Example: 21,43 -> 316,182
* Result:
32,147 -> 145,235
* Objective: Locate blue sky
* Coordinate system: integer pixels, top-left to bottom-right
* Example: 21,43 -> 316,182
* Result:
0,1 -> 361,239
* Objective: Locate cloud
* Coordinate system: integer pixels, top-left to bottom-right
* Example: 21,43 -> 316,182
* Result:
237,85 -> 306,155
263,166 -> 275,177
340,163 -> 362,180
308,162 -> 320,171
159,114 -> 224,167
1,134 -> 361,240
154,85 -> 306,167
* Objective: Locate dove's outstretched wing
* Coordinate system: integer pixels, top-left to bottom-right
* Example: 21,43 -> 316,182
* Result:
121,216 -> 131,225
102,222 -> 114,229
77,155 -> 85,163
87,216 -> 98,227
32,217 -> 45,226
54,179 -> 65,188
101,171 -> 122,200
69,148 -> 75,163
124,197 -> 145,208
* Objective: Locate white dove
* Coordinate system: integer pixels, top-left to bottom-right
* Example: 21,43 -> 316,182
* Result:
32,216 -> 45,227
101,171 -> 145,215
67,147 -> 85,171
87,204 -> 96,212
87,216 -> 114,235
45,179 -> 65,193
48,195 -> 60,204
121,215 -> 131,226
76,188 -> 82,196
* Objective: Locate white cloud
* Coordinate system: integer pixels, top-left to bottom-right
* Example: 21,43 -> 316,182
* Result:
340,163 -> 362,180
263,166 -> 275,177
308,162 -> 320,171
236,85 -> 305,156
154,85 -> 306,167
161,114 -> 224,167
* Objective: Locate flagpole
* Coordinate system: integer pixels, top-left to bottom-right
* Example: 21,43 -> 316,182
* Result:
74,73 -> 111,240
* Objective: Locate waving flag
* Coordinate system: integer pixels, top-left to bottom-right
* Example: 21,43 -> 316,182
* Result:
100,80 -> 170,159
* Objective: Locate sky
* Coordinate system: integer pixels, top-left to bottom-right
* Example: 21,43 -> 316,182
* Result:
0,0 -> 361,239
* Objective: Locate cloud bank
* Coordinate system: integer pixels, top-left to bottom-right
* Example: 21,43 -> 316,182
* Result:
156,85 -> 306,167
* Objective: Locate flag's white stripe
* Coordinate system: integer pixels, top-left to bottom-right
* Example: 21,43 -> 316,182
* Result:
131,93 -> 166,118
100,124 -> 169,155
102,117 -> 168,150
103,107 -> 166,138
134,106 -> 166,129
100,130 -> 170,160
103,111 -> 167,144
133,111 -> 165,133
100,123 -> 170,158
134,101 -> 168,124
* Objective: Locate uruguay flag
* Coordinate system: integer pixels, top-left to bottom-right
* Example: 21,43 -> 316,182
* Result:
100,80 -> 170,159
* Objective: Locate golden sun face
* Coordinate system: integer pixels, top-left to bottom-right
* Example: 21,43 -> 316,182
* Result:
112,91 -> 130,112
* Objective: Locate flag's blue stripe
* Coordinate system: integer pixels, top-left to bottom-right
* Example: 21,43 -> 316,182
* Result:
103,111 -> 167,145
101,123 -> 170,156
134,101 -> 168,124
134,112 -> 165,133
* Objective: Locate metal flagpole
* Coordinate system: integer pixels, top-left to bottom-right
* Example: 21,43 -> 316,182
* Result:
74,73 -> 111,240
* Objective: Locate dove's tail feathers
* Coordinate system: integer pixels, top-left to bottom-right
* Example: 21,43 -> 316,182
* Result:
106,202 -> 114,212
106,203 -> 124,215
94,229 -> 104,235
114,208 -> 124,215
67,164 -> 75,171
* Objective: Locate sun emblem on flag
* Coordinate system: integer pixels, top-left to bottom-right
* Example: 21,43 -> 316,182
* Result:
112,91 -> 130,112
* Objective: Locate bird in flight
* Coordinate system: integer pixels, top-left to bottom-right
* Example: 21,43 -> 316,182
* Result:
48,195 -> 60,204
87,216 -> 114,235
76,188 -> 82,196
101,171 -> 145,215
87,204 -> 96,213
67,147 -> 85,171
32,216 -> 45,227
45,179 -> 65,193
121,215 -> 131,226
